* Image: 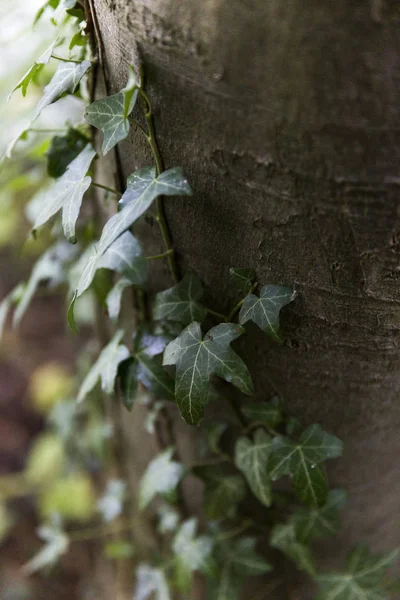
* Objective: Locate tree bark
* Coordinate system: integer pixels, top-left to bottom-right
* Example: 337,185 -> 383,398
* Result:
93,0 -> 400,589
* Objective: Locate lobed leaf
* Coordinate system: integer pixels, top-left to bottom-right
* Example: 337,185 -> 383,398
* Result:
47,127 -> 89,178
235,429 -> 273,507
31,144 -> 96,243
229,267 -> 256,293
77,330 -> 130,403
290,489 -> 347,543
134,563 -> 171,600
270,523 -> 316,575
239,284 -> 296,341
23,521 -> 69,574
33,59 -> 91,121
8,39 -> 58,99
97,166 -> 192,256
85,66 -> 138,154
154,272 -> 207,326
106,277 -> 132,322
163,322 -> 253,425
242,396 -> 283,428
172,518 -> 213,591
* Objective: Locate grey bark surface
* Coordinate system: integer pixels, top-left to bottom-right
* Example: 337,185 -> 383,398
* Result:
93,0 -> 400,594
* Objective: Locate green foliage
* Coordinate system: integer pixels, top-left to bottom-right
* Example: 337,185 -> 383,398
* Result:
229,267 -> 256,293
316,546 -> 398,600
268,424 -> 343,507
139,448 -> 185,510
154,272 -> 207,326
193,465 -> 246,520
30,145 -> 96,243
290,489 -> 347,543
270,522 -> 316,575
33,59 -> 91,121
47,127 -> 89,178
106,277 -> 132,322
172,518 -> 213,591
8,39 -> 58,99
235,429 -> 272,507
134,563 -> 171,600
77,330 -> 130,403
85,66 -> 138,154
22,520 -> 69,574
241,396 -> 283,428
163,322 -> 253,425
131,328 -> 176,401
239,284 -> 296,341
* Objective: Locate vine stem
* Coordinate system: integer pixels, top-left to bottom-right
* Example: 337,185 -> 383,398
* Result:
51,54 -> 88,64
207,307 -> 229,321
139,88 -> 179,283
227,282 -> 258,322
92,181 -> 122,197
146,249 -> 174,261
68,518 -> 135,543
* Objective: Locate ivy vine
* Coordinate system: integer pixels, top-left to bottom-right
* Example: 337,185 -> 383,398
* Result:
0,1 -> 398,599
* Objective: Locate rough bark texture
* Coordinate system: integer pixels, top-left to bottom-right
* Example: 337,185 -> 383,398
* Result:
93,0 -> 400,592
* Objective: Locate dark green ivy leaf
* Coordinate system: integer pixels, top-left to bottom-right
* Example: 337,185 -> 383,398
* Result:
118,358 -> 138,411
229,267 -> 256,293
97,166 -> 192,256
235,429 -> 272,507
163,322 -> 253,425
241,396 -> 283,429
268,424 -> 343,507
193,465 -> 246,520
47,128 -> 89,178
316,546 -> 399,600
154,272 -> 207,326
85,66 -> 138,154
290,489 -> 347,543
33,59 -> 91,121
239,284 -> 296,341
132,330 -> 175,402
270,523 -> 316,575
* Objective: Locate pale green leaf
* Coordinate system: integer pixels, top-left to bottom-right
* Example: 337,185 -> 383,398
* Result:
242,396 -> 283,428
239,284 -> 296,341
173,518 -> 213,590
229,267 -> 256,293
270,523 -> 316,575
77,330 -> 130,403
97,166 -> 192,256
31,145 -> 96,243
14,241 -> 76,327
235,429 -> 272,507
154,272 -> 207,326
33,59 -> 91,121
23,521 -> 69,574
316,546 -> 399,600
290,489 -> 347,543
85,66 -> 138,154
97,479 -> 126,523
8,40 -> 58,99
163,322 -> 253,425
139,448 -> 184,510
134,563 -> 171,600
0,284 -> 24,339
69,30 -> 87,50
268,424 -> 343,507
106,277 -> 132,322
157,505 -> 180,534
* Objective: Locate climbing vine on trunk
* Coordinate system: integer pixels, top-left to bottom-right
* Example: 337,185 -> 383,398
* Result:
0,1 -> 398,599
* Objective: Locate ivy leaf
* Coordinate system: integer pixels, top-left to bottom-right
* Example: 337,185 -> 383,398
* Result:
172,518 -> 214,591
242,396 -> 283,429
157,505 -> 180,534
8,40 -> 58,99
193,465 -> 246,520
239,284 -> 296,341
23,521 -> 69,574
14,241 -> 76,327
139,448 -> 185,510
134,564 -> 171,600
69,30 -> 87,51
132,330 -> 175,401
206,422 -> 228,455
85,66 -> 138,154
77,330 -> 130,403
73,232 -> 146,308
212,536 -> 272,599
106,277 -> 132,322
229,267 -> 256,293
47,127 -> 89,178
235,429 -> 273,507
268,424 -> 343,507
33,59 -> 91,121
270,523 -> 316,575
118,358 -> 137,411
154,272 -> 207,326
316,546 -> 399,600
97,166 -> 192,256
163,322 -> 253,425
31,145 -> 96,243
97,479 -> 126,523
290,489 -> 347,543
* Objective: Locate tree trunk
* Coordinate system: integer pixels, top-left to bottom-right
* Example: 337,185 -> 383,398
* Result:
93,0 -> 400,590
